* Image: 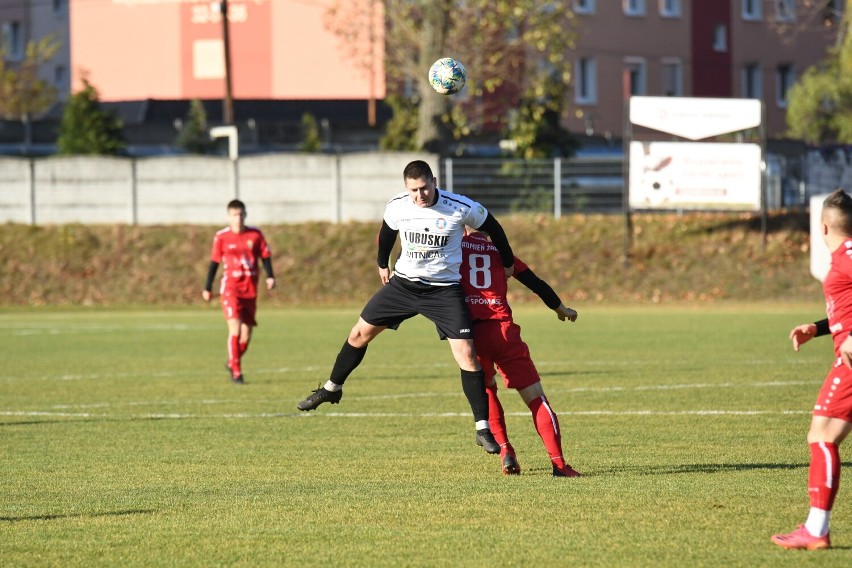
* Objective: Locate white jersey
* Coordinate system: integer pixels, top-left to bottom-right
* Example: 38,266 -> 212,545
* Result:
385,188 -> 489,285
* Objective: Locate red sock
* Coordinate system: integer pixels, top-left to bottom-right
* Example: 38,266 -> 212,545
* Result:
486,381 -> 514,456
228,335 -> 241,374
239,341 -> 248,356
809,441 -> 841,510
529,395 -> 565,469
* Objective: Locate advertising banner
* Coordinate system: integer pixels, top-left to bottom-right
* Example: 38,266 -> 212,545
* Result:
629,141 -> 762,211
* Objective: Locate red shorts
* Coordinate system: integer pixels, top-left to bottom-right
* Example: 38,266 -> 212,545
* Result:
813,357 -> 852,422
220,295 -> 258,327
473,320 -> 540,390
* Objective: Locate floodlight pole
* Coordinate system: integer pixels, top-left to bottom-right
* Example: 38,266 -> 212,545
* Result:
220,0 -> 235,125
622,76 -> 633,267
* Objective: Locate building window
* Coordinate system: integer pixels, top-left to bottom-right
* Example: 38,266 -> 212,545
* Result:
575,57 -> 597,104
574,0 -> 595,14
713,24 -> 728,52
659,0 -> 682,18
625,58 -> 647,96
661,58 -> 683,96
743,63 -> 762,99
1,21 -> 24,61
775,0 -> 795,22
54,65 -> 68,94
623,0 -> 646,17
824,0 -> 843,25
776,64 -> 795,107
742,0 -> 762,20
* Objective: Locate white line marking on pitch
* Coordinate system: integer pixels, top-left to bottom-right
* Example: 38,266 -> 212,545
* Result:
0,409 -> 811,420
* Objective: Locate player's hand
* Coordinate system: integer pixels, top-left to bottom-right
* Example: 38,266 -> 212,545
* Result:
266,277 -> 276,290
555,304 -> 578,322
841,335 -> 852,370
379,267 -> 391,285
789,323 -> 816,352
504,264 -> 514,278
202,290 -> 211,302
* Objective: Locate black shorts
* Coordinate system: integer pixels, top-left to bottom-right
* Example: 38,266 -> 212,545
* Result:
360,277 -> 473,340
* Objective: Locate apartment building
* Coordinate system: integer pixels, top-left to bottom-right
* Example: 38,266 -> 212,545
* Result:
0,0 -> 843,143
569,0 -> 841,139
0,0 -> 70,101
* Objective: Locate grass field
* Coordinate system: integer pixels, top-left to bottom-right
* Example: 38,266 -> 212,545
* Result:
2,303 -> 850,566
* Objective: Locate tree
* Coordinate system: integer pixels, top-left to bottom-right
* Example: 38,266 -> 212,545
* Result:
298,112 -> 323,152
0,36 -> 60,149
176,99 -> 211,154
785,1 -> 852,143
326,0 -> 578,155
57,78 -> 125,155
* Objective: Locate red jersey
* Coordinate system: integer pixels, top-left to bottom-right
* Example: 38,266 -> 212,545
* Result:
210,226 -> 271,299
824,239 -> 852,354
460,232 -> 528,322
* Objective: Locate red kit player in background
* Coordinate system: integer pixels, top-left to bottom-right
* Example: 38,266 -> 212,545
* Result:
459,230 -> 581,477
202,200 -> 276,384
771,188 -> 852,550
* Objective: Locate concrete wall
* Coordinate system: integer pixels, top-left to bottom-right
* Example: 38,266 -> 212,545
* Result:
0,152 -> 435,225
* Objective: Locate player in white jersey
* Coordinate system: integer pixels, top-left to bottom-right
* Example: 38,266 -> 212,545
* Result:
297,160 -> 516,454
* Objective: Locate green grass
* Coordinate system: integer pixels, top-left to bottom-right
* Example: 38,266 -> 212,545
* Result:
1,303 -> 849,566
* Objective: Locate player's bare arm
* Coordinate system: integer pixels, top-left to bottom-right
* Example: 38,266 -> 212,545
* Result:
790,318 -> 829,352
790,323 -> 817,351
840,335 -> 852,369
555,304 -> 578,322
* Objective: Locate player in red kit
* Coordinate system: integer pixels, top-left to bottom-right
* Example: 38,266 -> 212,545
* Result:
771,189 -> 852,550
460,230 -> 580,477
202,200 -> 276,384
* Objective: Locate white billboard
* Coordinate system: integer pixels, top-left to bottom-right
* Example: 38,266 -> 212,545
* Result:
630,97 -> 762,140
629,141 -> 762,211
810,194 -> 830,282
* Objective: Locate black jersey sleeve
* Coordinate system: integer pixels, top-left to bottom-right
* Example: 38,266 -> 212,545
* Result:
476,213 -> 514,268
377,220 -> 398,269
515,268 -> 562,310
204,261 -> 219,292
262,257 -> 274,279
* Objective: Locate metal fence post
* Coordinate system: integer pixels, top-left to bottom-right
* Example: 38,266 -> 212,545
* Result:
444,157 -> 453,193
553,157 -> 561,219
28,158 -> 36,225
130,158 -> 138,225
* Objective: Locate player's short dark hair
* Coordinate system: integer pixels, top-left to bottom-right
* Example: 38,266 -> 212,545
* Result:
227,199 -> 246,211
823,188 -> 852,235
403,160 -> 434,181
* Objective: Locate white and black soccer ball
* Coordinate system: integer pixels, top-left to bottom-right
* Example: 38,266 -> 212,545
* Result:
429,57 -> 467,95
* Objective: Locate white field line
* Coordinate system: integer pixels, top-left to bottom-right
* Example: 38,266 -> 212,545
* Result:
0,409 -> 811,420
5,360 -> 821,382
7,324 -> 214,336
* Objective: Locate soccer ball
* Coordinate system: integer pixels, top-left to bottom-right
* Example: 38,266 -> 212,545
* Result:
429,57 -> 466,95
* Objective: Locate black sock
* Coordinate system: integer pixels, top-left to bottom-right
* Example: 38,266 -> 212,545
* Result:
460,369 -> 488,423
328,341 -> 367,386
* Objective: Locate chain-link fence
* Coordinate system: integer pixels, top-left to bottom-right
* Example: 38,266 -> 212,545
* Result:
443,155 -> 624,216
444,151 -> 806,216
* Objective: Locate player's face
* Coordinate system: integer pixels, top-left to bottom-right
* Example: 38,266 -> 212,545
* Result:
228,207 -> 246,232
404,176 -> 437,208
